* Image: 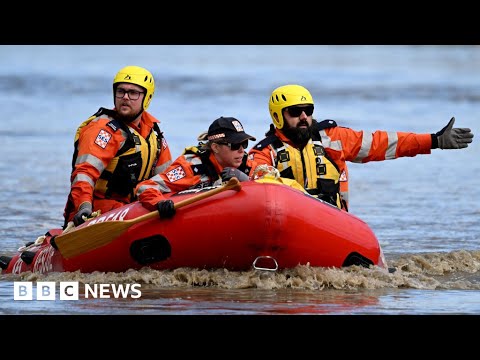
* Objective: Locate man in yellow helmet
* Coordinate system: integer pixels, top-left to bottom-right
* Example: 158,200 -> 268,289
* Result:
248,84 -> 474,211
63,65 -> 175,228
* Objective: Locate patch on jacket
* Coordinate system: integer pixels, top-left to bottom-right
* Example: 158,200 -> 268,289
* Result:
166,166 -> 186,182
94,129 -> 112,149
162,137 -> 168,149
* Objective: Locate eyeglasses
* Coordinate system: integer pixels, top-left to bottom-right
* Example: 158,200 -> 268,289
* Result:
217,140 -> 249,151
115,88 -> 145,100
286,105 -> 314,117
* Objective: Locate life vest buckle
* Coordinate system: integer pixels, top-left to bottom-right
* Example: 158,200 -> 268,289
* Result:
313,145 -> 325,156
277,151 -> 290,162
316,163 -> 326,175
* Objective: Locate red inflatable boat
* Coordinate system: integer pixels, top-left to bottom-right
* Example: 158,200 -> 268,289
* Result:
0,177 -> 387,274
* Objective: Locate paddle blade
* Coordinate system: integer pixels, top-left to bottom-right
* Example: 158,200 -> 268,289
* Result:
54,221 -> 132,259
54,177 -> 243,259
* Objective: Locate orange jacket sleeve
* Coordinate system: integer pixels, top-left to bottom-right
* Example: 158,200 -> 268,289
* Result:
140,112 -> 173,176
152,137 -> 173,175
70,119 -> 124,211
249,127 -> 432,165
248,145 -> 274,167
131,138 -> 173,212
329,127 -> 432,162
135,154 -> 205,210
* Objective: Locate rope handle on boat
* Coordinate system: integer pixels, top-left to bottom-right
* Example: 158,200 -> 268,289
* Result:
18,211 -> 103,252
252,256 -> 279,271
17,234 -> 48,252
252,164 -> 280,180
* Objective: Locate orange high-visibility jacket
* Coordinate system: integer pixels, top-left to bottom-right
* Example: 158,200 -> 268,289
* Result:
63,108 -> 172,225
248,119 -> 432,210
136,145 -> 257,211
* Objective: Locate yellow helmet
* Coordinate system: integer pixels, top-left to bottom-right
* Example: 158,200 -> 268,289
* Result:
269,84 -> 314,129
113,65 -> 155,111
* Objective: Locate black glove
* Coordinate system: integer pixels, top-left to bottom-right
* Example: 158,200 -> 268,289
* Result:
157,200 -> 176,219
73,202 -> 93,226
433,117 -> 474,149
221,167 -> 250,182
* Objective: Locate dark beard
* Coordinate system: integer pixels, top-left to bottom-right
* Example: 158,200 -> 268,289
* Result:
282,122 -> 312,147
116,112 -> 139,124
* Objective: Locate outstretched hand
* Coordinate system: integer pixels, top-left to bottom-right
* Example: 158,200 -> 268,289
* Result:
435,117 -> 474,149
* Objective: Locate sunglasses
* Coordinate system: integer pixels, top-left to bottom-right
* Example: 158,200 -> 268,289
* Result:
217,140 -> 249,151
286,105 -> 314,117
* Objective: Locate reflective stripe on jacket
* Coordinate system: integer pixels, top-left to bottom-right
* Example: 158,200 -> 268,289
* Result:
136,145 -> 256,211
63,107 -> 172,224
248,119 -> 432,210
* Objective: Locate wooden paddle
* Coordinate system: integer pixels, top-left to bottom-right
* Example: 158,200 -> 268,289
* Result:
53,177 -> 242,259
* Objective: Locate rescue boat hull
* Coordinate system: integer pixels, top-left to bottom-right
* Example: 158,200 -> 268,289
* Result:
1,179 -> 386,274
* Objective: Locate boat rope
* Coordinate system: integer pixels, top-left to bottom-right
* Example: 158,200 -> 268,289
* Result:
252,164 -> 280,180
17,210 -> 102,252
62,210 -> 102,234
17,234 -> 48,252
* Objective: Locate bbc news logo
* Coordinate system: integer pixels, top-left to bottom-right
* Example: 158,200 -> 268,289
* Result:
14,281 -> 142,300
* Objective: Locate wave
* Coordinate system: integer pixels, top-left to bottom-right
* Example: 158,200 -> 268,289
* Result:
3,249 -> 479,291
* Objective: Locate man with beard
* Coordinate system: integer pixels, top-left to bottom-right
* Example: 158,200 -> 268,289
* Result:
62,65 -> 175,229
248,84 -> 474,211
